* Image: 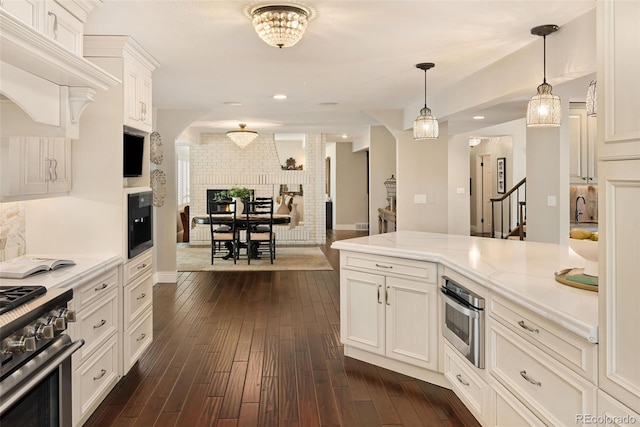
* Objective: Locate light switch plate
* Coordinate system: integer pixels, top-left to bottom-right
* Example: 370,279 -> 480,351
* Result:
456,187 -> 465,194
547,195 -> 557,207
414,194 -> 427,204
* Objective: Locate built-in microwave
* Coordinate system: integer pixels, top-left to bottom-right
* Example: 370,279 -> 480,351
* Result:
127,191 -> 153,259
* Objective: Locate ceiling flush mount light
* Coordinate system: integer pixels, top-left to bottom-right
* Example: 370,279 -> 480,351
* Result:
586,80 -> 597,117
469,137 -> 482,147
413,62 -> 439,140
273,94 -> 287,100
473,115 -> 485,120
251,5 -> 309,49
526,24 -> 561,127
227,123 -> 258,148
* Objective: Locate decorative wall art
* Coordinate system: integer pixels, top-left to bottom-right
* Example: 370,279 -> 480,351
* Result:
151,169 -> 166,207
150,131 -> 163,165
497,157 -> 506,194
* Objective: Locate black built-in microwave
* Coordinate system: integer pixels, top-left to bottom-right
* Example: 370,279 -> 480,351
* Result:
127,191 -> 153,259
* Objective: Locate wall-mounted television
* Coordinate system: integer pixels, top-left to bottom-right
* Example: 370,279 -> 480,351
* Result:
123,132 -> 145,177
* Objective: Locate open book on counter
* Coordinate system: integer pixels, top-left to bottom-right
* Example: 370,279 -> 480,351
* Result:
0,257 -> 76,279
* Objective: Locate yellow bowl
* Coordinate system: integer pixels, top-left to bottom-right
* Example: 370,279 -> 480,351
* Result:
567,237 -> 599,276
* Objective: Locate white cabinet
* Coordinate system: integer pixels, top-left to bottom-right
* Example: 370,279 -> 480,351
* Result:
45,1 -> 83,55
0,0 -> 39,27
488,379 -> 546,427
444,342 -> 489,422
597,390 -> 640,426
597,0 -> 640,415
569,104 -> 597,184
0,136 -> 71,201
340,252 -> 438,371
123,60 -> 153,132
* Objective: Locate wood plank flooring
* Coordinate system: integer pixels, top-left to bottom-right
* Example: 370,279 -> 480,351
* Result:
84,231 -> 481,427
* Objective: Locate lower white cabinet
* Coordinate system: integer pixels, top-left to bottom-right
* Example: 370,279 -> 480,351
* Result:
123,306 -> 153,373
489,379 -> 547,427
340,253 -> 438,372
444,342 -> 488,422
597,389 -> 640,427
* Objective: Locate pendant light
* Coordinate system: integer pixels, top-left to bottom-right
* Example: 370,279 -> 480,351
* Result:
413,62 -> 439,139
227,123 -> 258,148
586,80 -> 597,117
526,25 -> 561,127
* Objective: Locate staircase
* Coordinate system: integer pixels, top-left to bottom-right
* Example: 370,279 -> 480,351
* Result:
490,178 -> 526,240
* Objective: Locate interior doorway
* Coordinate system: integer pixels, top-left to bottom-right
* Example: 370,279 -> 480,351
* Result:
473,154 -> 492,236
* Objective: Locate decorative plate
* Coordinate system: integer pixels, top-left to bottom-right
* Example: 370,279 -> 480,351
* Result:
150,169 -> 166,207
150,131 -> 163,165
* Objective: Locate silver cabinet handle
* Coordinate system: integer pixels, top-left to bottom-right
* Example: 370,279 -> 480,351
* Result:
137,263 -> 148,270
95,283 -> 108,292
137,293 -> 146,300
47,11 -> 58,38
518,320 -> 539,334
93,319 -> 106,329
456,374 -> 469,386
520,370 -> 542,387
93,369 -> 107,381
377,284 -> 382,304
136,333 -> 146,342
44,158 -> 51,181
385,285 -> 390,306
375,263 -> 393,269
50,158 -> 57,182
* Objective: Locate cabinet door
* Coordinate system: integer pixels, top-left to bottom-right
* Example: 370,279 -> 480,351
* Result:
19,137 -> 48,196
123,62 -> 142,127
1,0 -> 41,28
385,276 -> 438,370
139,72 -> 152,130
569,107 -> 588,184
44,1 -> 83,55
46,137 -> 71,194
340,269 -> 385,355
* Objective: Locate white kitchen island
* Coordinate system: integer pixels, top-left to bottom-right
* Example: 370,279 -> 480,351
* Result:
332,231 -> 600,426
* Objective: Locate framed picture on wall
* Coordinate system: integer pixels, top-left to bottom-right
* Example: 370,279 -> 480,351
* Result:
497,157 -> 506,194
325,157 -> 331,196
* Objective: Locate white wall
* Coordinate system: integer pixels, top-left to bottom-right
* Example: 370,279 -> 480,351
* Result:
368,125 -> 396,234
334,143 -> 368,229
447,134 -> 471,235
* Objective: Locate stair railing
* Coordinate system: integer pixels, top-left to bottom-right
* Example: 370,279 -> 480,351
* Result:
490,178 -> 526,239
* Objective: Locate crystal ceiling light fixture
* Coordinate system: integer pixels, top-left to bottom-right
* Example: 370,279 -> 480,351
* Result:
469,137 -> 482,147
251,4 -> 310,49
413,62 -> 439,140
586,80 -> 597,117
227,123 -> 258,148
526,24 -> 561,127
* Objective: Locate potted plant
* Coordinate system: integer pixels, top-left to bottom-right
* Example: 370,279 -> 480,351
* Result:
227,187 -> 252,213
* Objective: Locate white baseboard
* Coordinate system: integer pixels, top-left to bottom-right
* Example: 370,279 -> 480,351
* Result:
154,271 -> 177,284
334,223 -> 369,231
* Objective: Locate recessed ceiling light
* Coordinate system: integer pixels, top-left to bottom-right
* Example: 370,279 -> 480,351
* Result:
224,101 -> 243,106
473,115 -> 485,120
318,102 -> 338,106
341,134 -> 348,139
273,94 -> 287,100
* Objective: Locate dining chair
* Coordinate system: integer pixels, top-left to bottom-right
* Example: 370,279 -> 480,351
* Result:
243,198 -> 275,264
208,199 -> 237,264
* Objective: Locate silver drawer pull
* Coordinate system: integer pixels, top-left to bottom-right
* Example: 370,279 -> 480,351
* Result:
137,293 -> 146,300
136,333 -> 146,342
520,370 -> 542,387
93,319 -> 106,329
137,263 -> 147,270
375,263 -> 393,269
385,285 -> 390,306
93,369 -> 107,381
456,374 -> 469,386
95,283 -> 108,292
518,320 -> 539,334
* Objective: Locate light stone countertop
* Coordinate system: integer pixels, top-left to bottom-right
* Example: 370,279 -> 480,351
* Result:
331,231 -> 599,343
0,254 -> 122,290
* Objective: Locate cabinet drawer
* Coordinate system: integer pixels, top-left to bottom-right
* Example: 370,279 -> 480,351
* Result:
71,288 -> 118,365
73,267 -> 119,311
490,295 -> 597,382
490,379 -> 546,427
597,390 -> 640,426
73,334 -> 119,426
124,271 -> 152,326
444,343 -> 486,419
490,322 -> 596,426
123,250 -> 152,283
123,306 -> 153,373
343,252 -> 436,282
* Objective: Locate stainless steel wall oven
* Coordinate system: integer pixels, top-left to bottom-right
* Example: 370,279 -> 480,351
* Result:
441,276 -> 485,369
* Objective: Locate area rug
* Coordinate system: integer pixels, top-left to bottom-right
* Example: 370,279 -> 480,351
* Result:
177,245 -> 333,272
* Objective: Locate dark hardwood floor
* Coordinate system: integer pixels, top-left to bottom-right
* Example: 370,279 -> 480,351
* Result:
84,230 -> 481,427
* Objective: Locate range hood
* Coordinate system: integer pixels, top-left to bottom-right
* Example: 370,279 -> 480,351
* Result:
0,9 -> 119,138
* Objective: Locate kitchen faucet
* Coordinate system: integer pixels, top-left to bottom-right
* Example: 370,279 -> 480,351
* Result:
575,196 -> 586,222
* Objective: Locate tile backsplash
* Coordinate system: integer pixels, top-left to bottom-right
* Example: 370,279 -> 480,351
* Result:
570,185 -> 598,222
0,202 -> 26,261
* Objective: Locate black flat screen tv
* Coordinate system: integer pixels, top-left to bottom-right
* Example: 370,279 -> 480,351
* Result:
123,132 -> 145,177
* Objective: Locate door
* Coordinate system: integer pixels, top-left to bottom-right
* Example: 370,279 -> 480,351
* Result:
340,270 -> 384,355
385,276 -> 438,370
474,154 -> 492,236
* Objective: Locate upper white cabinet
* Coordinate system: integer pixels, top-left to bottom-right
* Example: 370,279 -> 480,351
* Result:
569,104 -> 597,184
84,35 -> 159,133
597,0 -> 640,414
0,136 -> 71,201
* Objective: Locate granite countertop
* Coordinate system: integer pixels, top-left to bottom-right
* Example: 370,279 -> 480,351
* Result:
331,231 -> 598,343
0,254 -> 122,290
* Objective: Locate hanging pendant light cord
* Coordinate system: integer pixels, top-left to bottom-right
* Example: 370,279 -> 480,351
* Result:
542,35 -> 547,84
423,69 -> 428,109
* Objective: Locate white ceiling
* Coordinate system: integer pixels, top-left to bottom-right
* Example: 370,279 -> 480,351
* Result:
85,1 -> 595,142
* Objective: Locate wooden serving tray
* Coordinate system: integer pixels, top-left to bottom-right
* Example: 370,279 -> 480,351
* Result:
554,268 -> 598,292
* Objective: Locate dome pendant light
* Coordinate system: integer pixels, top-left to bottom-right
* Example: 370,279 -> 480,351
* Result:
413,62 -> 439,139
526,24 -> 562,127
227,123 -> 258,148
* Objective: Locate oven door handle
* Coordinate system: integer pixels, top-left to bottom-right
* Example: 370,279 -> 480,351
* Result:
441,291 -> 482,319
0,334 -> 84,416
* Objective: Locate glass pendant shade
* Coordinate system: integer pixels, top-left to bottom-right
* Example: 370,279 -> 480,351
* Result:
469,137 -> 481,147
526,82 -> 562,127
227,123 -> 258,148
586,80 -> 597,117
413,107 -> 439,139
251,5 -> 309,49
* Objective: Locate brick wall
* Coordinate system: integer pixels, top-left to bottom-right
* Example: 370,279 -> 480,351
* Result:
189,133 -> 326,245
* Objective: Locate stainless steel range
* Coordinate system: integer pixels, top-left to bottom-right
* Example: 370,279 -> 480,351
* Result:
0,285 -> 84,427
